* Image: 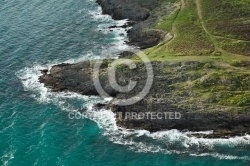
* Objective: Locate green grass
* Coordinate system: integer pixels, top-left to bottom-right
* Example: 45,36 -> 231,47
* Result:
139,0 -> 250,58
130,0 -> 250,63
201,0 -> 250,40
171,66 -> 250,110
201,0 -> 250,55
214,38 -> 250,56
155,9 -> 179,32
127,0 -> 250,111
154,0 -> 214,56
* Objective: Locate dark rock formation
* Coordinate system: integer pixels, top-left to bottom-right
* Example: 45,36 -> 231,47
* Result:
96,0 -> 150,21
39,62 -> 101,95
39,61 -> 250,138
40,69 -> 48,75
37,0 -> 250,138
96,0 -> 176,48
127,26 -> 166,49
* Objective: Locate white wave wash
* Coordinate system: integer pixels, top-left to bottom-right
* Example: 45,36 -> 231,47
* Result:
16,4 -> 250,162
88,3 -> 131,53
16,58 -> 250,161
1,148 -> 15,166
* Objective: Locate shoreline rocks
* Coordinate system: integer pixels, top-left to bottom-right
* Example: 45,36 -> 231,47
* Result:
38,0 -> 250,138
39,60 -> 250,138
96,0 -> 172,49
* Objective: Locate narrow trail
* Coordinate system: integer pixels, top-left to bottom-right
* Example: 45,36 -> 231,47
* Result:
194,0 -> 222,54
195,0 -> 208,34
195,0 -> 250,46
148,0 -> 249,59
168,0 -> 185,44
195,0 -> 250,73
147,0 -> 184,54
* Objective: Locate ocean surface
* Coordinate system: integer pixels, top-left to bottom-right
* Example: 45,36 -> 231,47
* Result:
0,0 -> 250,165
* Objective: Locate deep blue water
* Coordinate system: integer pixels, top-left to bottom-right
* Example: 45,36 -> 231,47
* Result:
0,0 -> 250,165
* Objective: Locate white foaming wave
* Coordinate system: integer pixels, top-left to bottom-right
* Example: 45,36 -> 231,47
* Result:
15,1 -> 250,160
190,152 -> 250,160
0,121 -> 14,134
184,130 -> 214,135
86,2 -> 131,53
16,62 -> 250,160
16,63 -> 50,103
19,62 -> 249,157
147,129 -> 250,150
15,57 -> 102,105
64,52 -> 101,64
97,23 -> 130,54
1,149 -> 15,166
81,104 -> 250,160
115,19 -> 129,27
88,6 -> 111,21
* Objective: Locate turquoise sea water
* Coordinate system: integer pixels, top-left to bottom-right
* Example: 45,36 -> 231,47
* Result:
0,0 -> 250,165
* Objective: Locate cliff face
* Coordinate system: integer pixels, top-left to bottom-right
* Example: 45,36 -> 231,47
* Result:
96,0 -> 151,21
96,0 -> 177,48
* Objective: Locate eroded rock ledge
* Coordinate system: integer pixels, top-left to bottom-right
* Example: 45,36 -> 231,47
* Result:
39,61 -> 250,138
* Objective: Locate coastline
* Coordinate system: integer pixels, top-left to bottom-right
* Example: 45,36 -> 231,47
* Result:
39,0 -> 250,138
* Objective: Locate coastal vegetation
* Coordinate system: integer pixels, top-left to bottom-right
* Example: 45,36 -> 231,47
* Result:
139,0 -> 250,59
131,0 -> 250,109
40,0 -> 250,136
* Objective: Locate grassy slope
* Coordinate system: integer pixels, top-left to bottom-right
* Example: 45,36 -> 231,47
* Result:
139,0 -> 250,60
129,0 -> 250,111
157,0 -> 214,56
201,0 -> 250,56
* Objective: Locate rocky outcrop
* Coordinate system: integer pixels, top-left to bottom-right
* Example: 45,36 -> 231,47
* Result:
39,60 -> 250,138
39,62 -> 97,95
39,61 -> 119,96
96,0 -> 150,21
127,26 -> 166,49
38,0 -> 250,138
96,0 -> 177,48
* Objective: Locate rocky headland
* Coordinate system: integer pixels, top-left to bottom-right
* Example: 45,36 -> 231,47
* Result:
39,0 -> 250,138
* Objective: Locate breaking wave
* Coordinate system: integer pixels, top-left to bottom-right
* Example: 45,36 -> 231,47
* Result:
16,59 -> 250,161
15,0 -> 250,161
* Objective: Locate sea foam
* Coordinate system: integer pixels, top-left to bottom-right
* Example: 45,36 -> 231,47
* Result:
16,54 -> 250,161
15,2 -> 250,161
